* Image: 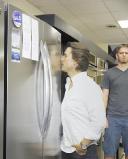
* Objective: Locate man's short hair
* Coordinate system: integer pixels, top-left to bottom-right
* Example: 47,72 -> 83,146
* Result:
113,44 -> 128,58
66,43 -> 90,71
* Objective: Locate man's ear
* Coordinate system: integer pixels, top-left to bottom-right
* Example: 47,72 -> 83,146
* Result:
116,53 -> 117,59
74,61 -> 78,69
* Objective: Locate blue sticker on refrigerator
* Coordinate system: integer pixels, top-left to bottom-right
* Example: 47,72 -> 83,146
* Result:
12,10 -> 22,28
11,48 -> 20,63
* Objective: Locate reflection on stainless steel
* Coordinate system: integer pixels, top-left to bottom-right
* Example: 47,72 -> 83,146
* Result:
42,24 -> 61,159
48,44 -> 61,75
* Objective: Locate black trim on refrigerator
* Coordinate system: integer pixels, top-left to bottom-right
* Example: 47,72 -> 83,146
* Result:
3,5 -> 8,159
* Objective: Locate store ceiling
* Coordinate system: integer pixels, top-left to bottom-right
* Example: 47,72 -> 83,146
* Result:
27,0 -> 128,47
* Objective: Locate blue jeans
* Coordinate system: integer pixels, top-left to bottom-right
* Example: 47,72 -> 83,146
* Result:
61,145 -> 98,159
103,115 -> 128,157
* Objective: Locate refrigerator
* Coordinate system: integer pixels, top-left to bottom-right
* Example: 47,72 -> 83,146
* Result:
0,2 -> 61,159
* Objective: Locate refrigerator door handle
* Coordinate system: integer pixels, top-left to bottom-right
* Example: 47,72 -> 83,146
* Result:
35,47 -> 45,136
39,40 -> 52,138
44,42 -> 53,130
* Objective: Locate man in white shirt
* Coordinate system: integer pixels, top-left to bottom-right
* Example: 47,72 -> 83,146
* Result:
61,44 -> 106,159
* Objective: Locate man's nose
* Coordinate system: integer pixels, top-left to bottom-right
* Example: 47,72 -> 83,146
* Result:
122,52 -> 127,56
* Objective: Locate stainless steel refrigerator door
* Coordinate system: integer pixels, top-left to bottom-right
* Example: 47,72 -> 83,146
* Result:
42,23 -> 62,158
0,2 -> 4,159
6,5 -> 43,159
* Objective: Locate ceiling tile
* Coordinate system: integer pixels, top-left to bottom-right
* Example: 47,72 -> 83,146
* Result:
26,0 -> 128,45
104,0 -> 128,12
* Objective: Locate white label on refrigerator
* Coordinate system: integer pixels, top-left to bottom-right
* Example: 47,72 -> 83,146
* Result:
22,13 -> 31,59
11,48 -> 20,63
31,18 -> 39,61
11,28 -> 21,48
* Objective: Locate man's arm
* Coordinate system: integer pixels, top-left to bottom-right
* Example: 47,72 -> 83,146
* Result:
75,89 -> 109,154
102,88 -> 109,128
73,88 -> 107,154
102,88 -> 109,109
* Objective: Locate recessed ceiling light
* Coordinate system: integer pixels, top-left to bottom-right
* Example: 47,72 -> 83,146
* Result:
106,24 -> 117,28
118,20 -> 128,28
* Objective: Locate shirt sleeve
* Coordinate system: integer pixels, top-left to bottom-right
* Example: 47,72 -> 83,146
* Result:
100,71 -> 110,89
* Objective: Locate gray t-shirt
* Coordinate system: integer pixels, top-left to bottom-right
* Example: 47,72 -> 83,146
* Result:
101,66 -> 128,116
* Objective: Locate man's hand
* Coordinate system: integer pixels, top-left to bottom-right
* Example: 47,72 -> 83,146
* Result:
72,138 -> 93,155
80,138 -> 93,147
72,144 -> 87,156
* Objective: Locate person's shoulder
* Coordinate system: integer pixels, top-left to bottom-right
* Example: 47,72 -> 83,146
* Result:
86,76 -> 99,87
106,66 -> 117,73
86,76 -> 102,94
104,66 -> 117,77
77,75 -> 92,86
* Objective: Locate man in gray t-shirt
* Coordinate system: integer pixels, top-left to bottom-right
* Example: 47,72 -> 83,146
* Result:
102,66 -> 128,116
101,44 -> 128,159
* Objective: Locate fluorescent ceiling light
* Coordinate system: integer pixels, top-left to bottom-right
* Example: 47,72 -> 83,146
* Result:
118,20 -> 128,28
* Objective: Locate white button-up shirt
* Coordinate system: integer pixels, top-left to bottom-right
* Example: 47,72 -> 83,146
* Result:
61,72 -> 106,153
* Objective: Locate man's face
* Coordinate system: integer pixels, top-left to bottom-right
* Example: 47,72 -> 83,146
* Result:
61,47 -> 77,73
116,47 -> 128,64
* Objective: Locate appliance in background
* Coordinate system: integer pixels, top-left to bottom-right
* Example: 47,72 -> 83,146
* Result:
0,2 -> 61,159
95,75 -> 104,85
95,58 -> 105,84
88,53 -> 97,67
97,58 -> 105,70
87,68 -> 97,81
